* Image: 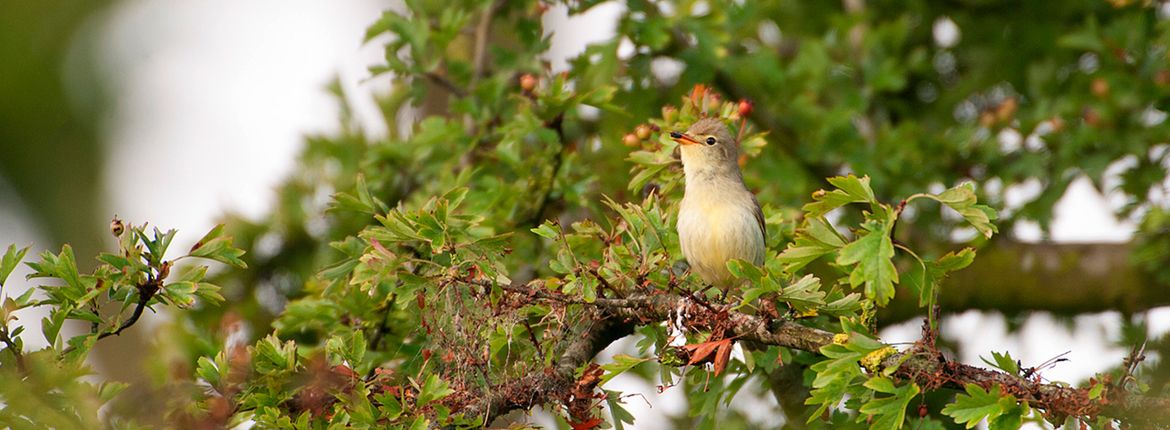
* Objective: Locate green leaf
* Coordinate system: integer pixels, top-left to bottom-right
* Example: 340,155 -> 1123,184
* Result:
98,381 -> 129,403
726,259 -> 765,285
42,313 -> 65,348
27,245 -> 84,294
0,244 -> 28,286
196,355 -> 224,388
989,405 -> 1025,430
920,183 -> 999,239
600,354 -> 653,386
804,175 -> 876,217
904,248 -> 976,307
778,274 -> 826,313
375,392 -> 404,420
189,224 -> 248,268
604,390 -> 636,430
416,374 -> 454,406
980,351 -> 1020,376
252,335 -> 297,375
806,331 -> 889,421
531,222 -> 559,240
136,227 -> 177,266
776,217 -> 845,273
327,330 -> 368,373
941,384 -> 1017,429
859,377 -> 920,430
408,416 -> 428,430
1088,380 -> 1105,399
330,174 -> 388,215
835,220 -> 898,305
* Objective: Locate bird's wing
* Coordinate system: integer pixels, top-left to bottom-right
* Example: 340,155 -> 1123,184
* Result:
751,194 -> 766,242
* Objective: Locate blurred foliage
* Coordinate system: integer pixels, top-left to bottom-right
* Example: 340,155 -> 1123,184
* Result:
0,0 -> 113,260
3,0 -> 1170,428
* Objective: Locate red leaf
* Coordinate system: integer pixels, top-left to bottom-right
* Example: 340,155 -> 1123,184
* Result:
682,340 -> 723,366
712,339 -> 733,376
570,418 -> 603,430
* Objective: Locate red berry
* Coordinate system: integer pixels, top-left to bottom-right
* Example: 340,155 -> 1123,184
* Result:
738,99 -> 754,117
1091,78 -> 1110,97
634,124 -> 652,140
520,74 -> 538,92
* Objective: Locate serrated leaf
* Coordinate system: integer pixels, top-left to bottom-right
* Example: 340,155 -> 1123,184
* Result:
189,225 -> 248,268
860,377 -> 920,430
776,217 -> 845,273
941,384 -> 1014,429
600,354 -> 652,386
805,343 -> 867,421
980,351 -> 1020,376
804,175 -> 875,217
0,244 -> 29,286
779,274 -> 826,313
375,391 -> 404,420
531,222 -> 559,240
416,374 -> 454,406
988,405 -> 1025,430
922,183 -> 999,239
98,381 -> 129,403
835,220 -> 898,305
196,355 -> 223,388
604,390 -> 636,430
726,259 -> 764,285
904,248 -> 976,307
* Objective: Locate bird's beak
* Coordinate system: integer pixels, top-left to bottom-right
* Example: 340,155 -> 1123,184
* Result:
670,131 -> 699,145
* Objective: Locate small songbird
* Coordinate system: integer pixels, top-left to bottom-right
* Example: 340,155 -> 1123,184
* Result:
670,118 -> 766,295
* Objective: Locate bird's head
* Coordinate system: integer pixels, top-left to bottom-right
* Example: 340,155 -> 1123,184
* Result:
670,118 -> 739,174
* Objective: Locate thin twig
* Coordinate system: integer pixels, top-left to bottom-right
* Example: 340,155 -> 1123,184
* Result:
523,113 -> 568,229
423,72 -> 467,97
60,280 -> 159,356
0,326 -> 26,374
471,0 -> 503,83
523,320 -> 546,363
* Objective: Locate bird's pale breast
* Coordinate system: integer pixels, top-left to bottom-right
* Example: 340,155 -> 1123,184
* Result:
677,187 -> 765,288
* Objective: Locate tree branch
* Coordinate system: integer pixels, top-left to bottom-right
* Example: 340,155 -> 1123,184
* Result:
882,241 -> 1166,322
449,281 -> 1170,426
422,72 -> 467,98
60,278 -> 159,356
470,0 -> 504,84
446,315 -> 633,427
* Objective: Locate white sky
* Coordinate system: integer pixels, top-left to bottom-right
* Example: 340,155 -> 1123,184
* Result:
0,1 -> 1162,428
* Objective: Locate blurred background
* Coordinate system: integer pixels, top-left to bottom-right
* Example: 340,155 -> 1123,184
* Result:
2,0 -> 1170,428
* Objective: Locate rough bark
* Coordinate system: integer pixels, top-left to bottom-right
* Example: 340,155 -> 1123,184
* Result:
882,241 -> 1165,322
451,283 -> 1170,427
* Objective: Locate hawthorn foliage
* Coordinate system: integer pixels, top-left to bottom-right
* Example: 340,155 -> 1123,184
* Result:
3,0 -> 1170,429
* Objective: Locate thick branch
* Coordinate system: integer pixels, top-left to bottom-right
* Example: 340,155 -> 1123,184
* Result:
448,316 -> 632,427
883,241 -> 1166,322
451,282 -> 1170,426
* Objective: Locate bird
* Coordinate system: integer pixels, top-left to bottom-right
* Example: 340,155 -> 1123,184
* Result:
670,118 -> 766,296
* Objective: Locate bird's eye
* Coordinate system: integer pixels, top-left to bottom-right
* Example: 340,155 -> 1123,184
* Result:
705,137 -> 717,145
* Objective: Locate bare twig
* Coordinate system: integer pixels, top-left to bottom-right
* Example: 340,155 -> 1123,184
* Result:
522,320 -> 546,363
0,325 -> 26,374
60,278 -> 160,356
471,0 -> 504,83
423,72 -> 468,98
